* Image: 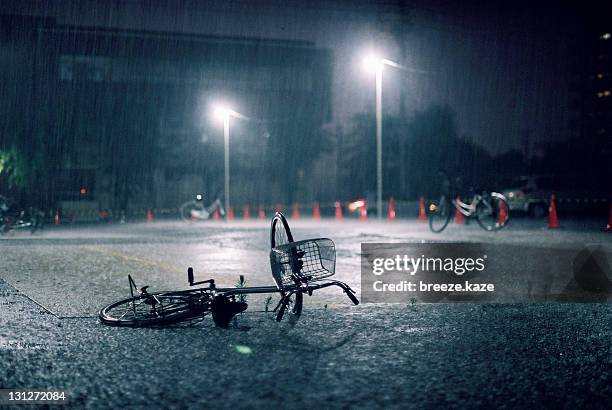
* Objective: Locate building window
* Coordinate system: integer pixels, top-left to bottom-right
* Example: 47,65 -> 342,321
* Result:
60,55 -> 111,82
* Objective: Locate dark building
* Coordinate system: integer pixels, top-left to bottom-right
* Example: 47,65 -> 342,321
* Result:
567,14 -> 612,189
0,14 -> 332,217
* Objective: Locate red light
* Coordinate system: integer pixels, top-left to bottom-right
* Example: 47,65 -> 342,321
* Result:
80,188 -> 87,195
348,199 -> 366,211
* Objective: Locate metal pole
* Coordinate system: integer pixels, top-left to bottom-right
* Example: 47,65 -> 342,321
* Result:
223,116 -> 230,221
376,68 -> 383,220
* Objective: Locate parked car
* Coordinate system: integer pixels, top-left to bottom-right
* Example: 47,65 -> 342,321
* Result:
501,175 -> 606,218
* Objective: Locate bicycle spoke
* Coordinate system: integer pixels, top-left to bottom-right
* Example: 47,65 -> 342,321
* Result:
276,230 -> 287,246
476,195 -> 508,231
119,298 -> 151,320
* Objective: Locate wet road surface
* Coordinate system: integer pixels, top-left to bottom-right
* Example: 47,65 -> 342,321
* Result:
1,219 -> 610,408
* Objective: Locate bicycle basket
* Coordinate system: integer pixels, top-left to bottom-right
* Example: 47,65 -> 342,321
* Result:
270,238 -> 336,288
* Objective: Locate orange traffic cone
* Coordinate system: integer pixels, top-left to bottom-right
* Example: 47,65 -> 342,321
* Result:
498,200 -> 508,226
454,196 -> 464,224
418,196 -> 427,223
258,206 -> 266,220
387,196 -> 396,221
313,202 -> 321,220
359,203 -> 368,222
243,205 -> 250,221
146,208 -> 153,223
292,203 -> 300,220
54,209 -> 60,225
603,203 -> 612,232
227,207 -> 234,221
213,208 -> 220,222
334,201 -> 343,221
548,194 -> 559,229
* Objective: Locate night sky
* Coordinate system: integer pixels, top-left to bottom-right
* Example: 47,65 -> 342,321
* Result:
2,0 -> 599,154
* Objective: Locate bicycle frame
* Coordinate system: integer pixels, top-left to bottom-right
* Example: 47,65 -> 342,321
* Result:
188,268 -> 354,306
436,170 -> 484,218
219,281 -> 354,301
452,194 -> 482,217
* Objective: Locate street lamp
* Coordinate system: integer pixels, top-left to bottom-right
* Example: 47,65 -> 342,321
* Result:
212,104 -> 243,221
362,53 -> 404,220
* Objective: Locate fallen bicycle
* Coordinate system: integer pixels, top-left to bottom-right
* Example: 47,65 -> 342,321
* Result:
99,212 -> 359,328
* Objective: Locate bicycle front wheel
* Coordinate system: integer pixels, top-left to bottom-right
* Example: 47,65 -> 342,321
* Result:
270,212 -> 294,247
476,193 -> 509,231
270,212 -> 303,321
429,196 -> 452,233
180,201 -> 198,223
99,293 -> 211,327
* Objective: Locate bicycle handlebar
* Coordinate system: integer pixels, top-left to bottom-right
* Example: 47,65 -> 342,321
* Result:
346,290 -> 359,305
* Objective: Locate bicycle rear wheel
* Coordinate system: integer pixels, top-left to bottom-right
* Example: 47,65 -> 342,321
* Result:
99,293 -> 211,327
0,217 -> 8,234
476,193 -> 509,231
180,201 -> 203,223
270,212 -> 303,321
429,196 -> 452,233
29,208 -> 43,234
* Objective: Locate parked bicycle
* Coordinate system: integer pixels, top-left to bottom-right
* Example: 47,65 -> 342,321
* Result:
0,195 -> 44,234
179,194 -> 225,222
428,170 -> 509,233
99,212 -> 359,328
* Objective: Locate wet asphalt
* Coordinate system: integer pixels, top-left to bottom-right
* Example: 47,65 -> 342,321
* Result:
0,219 -> 610,409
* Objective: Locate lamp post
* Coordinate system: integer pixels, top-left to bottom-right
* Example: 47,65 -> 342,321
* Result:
223,113 -> 230,219
213,105 -> 242,221
375,66 -> 383,221
363,54 -> 405,220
